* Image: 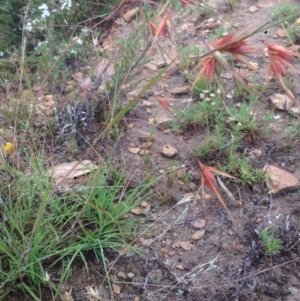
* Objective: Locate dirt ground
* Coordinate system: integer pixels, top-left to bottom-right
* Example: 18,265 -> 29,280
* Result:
9,0 -> 300,300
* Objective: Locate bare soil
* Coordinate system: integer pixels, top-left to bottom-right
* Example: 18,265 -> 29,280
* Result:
9,0 -> 300,300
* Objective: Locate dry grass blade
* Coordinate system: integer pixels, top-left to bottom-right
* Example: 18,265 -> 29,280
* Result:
150,13 -> 171,45
191,56 -> 217,89
263,40 -> 300,104
192,30 -> 257,89
197,159 -> 236,222
155,96 -> 173,111
212,33 -> 257,68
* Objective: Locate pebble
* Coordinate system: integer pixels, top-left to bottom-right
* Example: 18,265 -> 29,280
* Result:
191,219 -> 206,229
113,284 -> 121,294
161,145 -> 178,158
191,230 -> 205,240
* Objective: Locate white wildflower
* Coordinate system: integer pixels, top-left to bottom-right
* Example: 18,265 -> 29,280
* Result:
39,4 -> 50,20
59,0 -> 72,10
24,20 -> 33,32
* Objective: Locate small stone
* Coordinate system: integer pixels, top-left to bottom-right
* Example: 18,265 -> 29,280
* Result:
142,100 -> 153,107
177,167 -> 187,178
128,147 -> 140,154
115,18 -> 122,26
149,116 -> 173,127
277,28 -> 287,37
131,207 -> 143,215
289,107 -> 300,115
248,61 -> 259,70
113,284 -> 121,295
191,219 -> 206,229
170,86 -> 190,94
141,201 -> 148,208
189,182 -> 196,191
248,5 -> 258,13
269,93 -> 293,111
133,297 -> 141,301
175,264 -> 184,270
141,142 -> 152,149
264,165 -> 299,194
191,230 -> 205,240
179,241 -> 193,251
144,62 -> 157,71
127,272 -> 135,279
123,7 -> 139,22
161,145 -> 178,158
180,22 -> 194,31
117,271 -> 127,279
154,59 -> 172,68
138,133 -> 153,141
139,149 -> 150,156
140,237 -> 154,246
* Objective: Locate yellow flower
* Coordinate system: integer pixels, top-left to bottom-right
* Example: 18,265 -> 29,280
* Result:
297,18 -> 300,26
4,142 -> 14,155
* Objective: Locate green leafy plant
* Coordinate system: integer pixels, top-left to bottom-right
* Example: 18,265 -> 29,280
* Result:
256,228 -> 282,256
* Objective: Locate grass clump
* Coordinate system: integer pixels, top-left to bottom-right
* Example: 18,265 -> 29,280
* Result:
271,1 -> 299,19
0,155 -> 158,300
256,228 -> 283,256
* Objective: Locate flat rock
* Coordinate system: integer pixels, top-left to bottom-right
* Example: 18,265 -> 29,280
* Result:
161,145 -> 178,158
248,5 -> 258,13
141,142 -> 152,149
123,7 -> 139,22
144,62 -> 157,71
154,59 -> 172,68
140,237 -> 154,247
277,28 -> 287,37
269,94 -> 293,111
128,147 -> 140,154
191,219 -> 206,229
179,241 -> 193,251
112,284 -> 121,295
191,230 -> 205,240
142,100 -> 153,107
263,165 -> 299,194
149,116 -> 173,127
170,86 -> 190,94
117,271 -> 126,279
139,149 -> 150,156
248,61 -> 259,70
138,133 -> 153,141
